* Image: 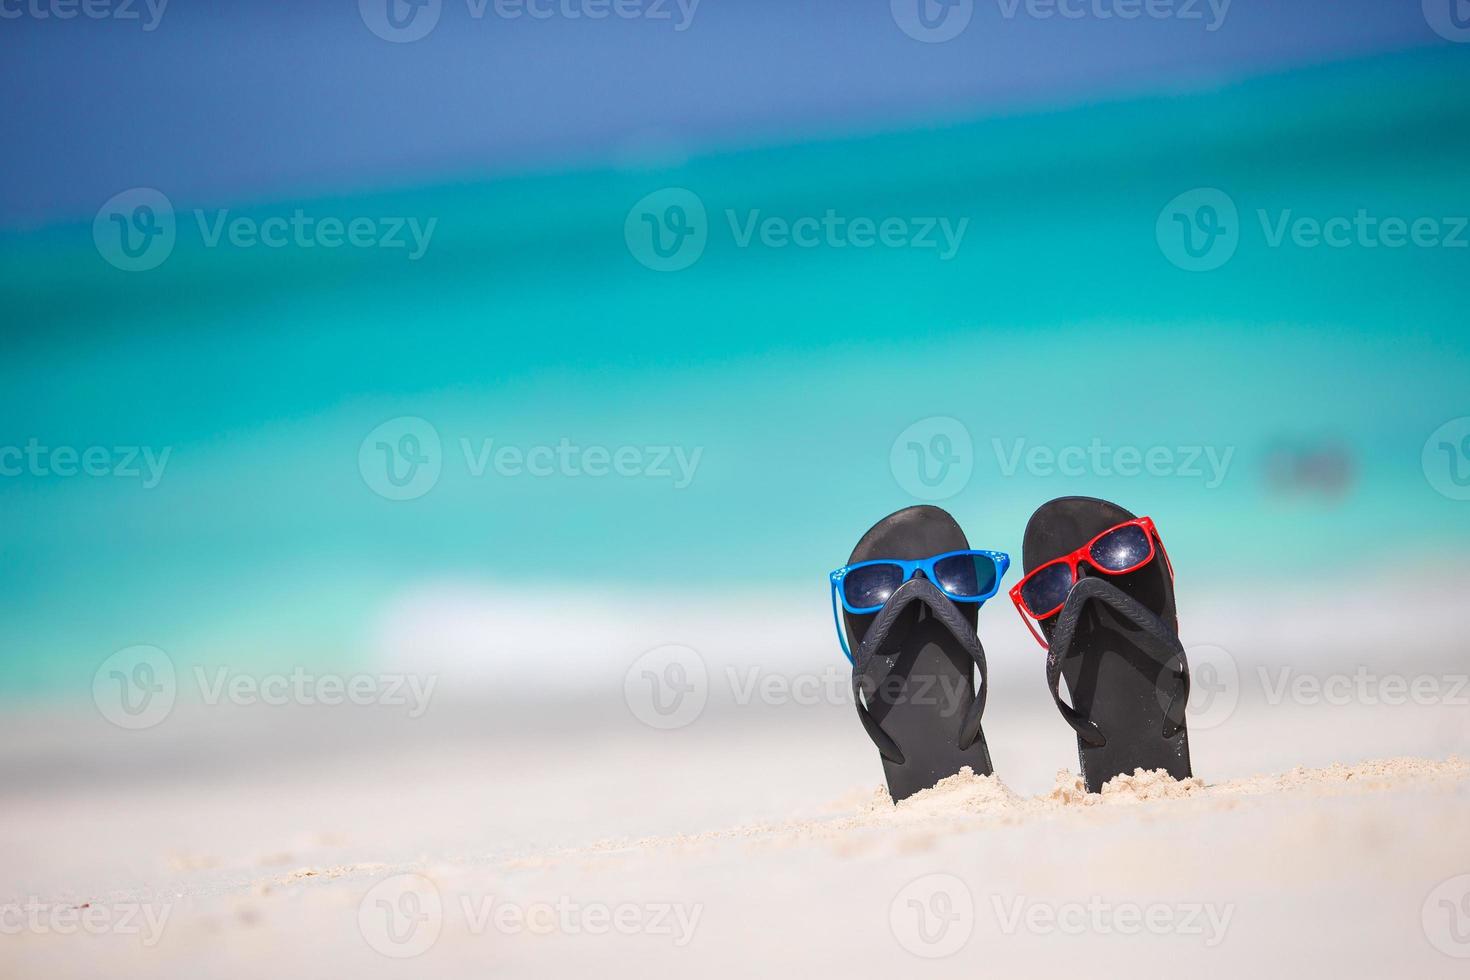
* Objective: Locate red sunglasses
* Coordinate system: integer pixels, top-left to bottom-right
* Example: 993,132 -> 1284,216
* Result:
1008,516 -> 1173,648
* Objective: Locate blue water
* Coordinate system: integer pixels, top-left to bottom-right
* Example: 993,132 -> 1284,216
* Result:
3,49 -> 1468,695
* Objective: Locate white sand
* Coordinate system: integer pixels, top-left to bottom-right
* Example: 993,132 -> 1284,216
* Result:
4,689 -> 1470,979
5,567 -> 1469,976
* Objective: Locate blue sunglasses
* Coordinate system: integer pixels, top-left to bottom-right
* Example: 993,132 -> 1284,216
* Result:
828,549 -> 1010,662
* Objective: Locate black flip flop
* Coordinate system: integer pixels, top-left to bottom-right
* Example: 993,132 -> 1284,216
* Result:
1021,496 -> 1192,792
840,505 -> 994,801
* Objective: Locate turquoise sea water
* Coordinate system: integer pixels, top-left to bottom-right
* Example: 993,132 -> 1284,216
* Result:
3,49 -> 1468,695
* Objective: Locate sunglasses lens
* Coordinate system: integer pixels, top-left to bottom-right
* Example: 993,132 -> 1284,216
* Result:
842,563 -> 904,610
1089,524 -> 1152,572
932,553 -> 997,599
1020,562 -> 1074,616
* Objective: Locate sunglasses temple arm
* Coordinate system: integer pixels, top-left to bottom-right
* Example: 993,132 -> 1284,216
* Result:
1155,532 -> 1176,580
1012,594 -> 1050,649
1025,611 -> 1049,648
830,583 -> 854,664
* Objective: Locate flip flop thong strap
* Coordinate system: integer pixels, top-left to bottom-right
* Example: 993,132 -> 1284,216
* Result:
1045,576 -> 1190,748
849,576 -> 989,763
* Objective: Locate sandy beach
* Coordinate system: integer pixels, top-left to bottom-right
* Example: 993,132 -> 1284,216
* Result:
5,632 -> 1470,980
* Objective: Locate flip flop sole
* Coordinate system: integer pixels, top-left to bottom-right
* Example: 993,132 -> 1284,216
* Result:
843,505 -> 994,801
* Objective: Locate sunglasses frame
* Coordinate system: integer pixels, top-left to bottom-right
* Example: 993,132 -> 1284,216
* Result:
1008,516 -> 1173,648
829,549 -> 1010,663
